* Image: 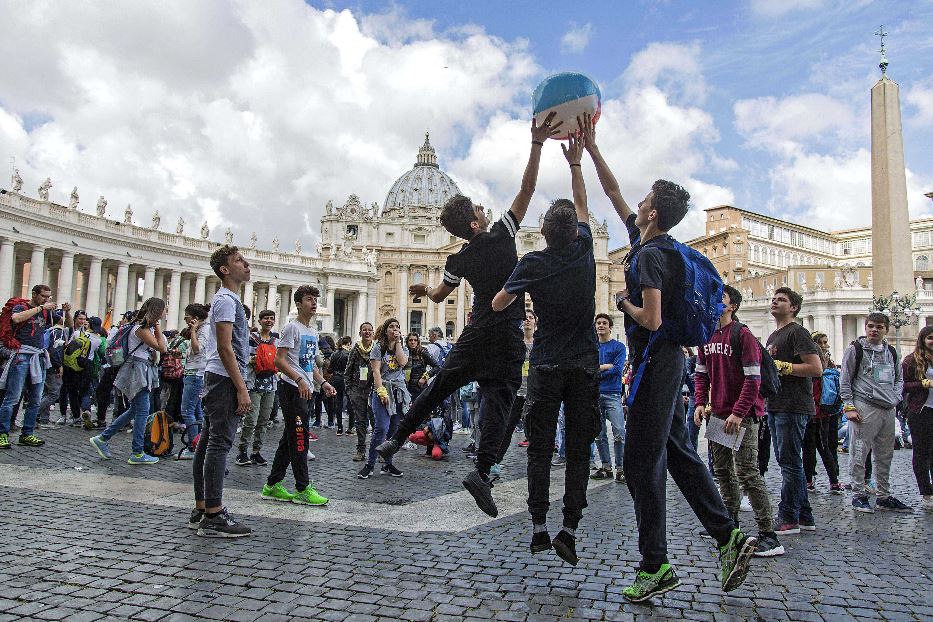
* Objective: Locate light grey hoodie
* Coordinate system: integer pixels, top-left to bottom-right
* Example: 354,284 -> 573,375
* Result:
839,337 -> 903,409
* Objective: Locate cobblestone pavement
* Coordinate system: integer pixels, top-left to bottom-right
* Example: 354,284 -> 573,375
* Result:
1,422 -> 931,621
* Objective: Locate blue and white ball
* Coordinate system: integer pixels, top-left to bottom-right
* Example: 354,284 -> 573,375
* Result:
532,72 -> 601,140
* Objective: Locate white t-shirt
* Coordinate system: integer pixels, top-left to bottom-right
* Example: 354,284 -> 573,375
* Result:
184,323 -> 211,373
70,329 -> 102,356
204,288 -> 250,378
127,325 -> 155,360
277,319 -> 318,389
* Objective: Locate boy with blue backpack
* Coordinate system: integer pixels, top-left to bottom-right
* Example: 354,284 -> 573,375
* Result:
580,115 -> 755,601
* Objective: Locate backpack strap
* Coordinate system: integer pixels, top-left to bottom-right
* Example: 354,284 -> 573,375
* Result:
730,322 -> 744,365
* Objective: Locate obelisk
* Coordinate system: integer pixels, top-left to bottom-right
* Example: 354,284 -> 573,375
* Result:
870,26 -> 913,296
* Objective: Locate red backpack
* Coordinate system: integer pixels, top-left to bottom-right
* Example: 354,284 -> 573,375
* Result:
0,298 -> 32,350
254,340 -> 277,378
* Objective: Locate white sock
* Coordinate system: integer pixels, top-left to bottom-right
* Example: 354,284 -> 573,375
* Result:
533,523 -> 547,534
561,526 -> 576,538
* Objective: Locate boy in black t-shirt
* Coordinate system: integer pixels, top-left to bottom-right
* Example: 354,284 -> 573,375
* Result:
580,115 -> 756,601
493,128 -> 599,567
376,114 -> 562,517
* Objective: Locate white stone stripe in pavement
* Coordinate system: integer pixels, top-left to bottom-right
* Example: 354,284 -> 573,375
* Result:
0,463 -> 612,533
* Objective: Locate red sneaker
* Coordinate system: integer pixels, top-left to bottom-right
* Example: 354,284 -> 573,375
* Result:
431,445 -> 443,460
517,440 -> 529,448
774,521 -> 800,535
308,432 -> 319,442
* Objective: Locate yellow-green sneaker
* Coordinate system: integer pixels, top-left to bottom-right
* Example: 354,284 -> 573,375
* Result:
622,564 -> 680,602
17,434 -> 45,447
292,484 -> 328,506
261,482 -> 296,502
720,528 -> 757,592
0,433 -> 10,449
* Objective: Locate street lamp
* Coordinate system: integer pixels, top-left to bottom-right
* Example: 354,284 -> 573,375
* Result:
870,290 -> 921,358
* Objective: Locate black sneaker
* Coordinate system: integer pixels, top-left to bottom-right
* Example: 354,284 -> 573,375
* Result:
375,438 -> 400,462
530,530 -> 552,553
250,453 -> 268,466
463,443 -> 476,453
753,532 -> 785,557
196,508 -> 251,538
357,464 -> 374,479
877,495 -> 912,513
188,509 -> 204,530
462,469 -> 498,517
380,464 -> 403,477
235,452 -> 252,466
552,530 -> 578,566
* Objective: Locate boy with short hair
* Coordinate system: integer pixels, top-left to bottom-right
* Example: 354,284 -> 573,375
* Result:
840,312 -> 911,512
237,309 -> 278,466
582,114 -> 756,601
261,286 -> 335,505
190,245 -> 253,537
694,285 -> 784,557
591,313 -> 627,483
492,130 -> 598,566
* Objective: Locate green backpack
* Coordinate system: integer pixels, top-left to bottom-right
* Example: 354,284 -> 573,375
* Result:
63,332 -> 92,372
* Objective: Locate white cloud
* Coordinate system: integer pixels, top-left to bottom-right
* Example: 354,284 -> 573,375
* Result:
748,0 -> 828,19
560,22 -> 593,55
622,42 -> 707,104
905,84 -> 933,128
0,0 -> 537,247
734,93 -> 859,156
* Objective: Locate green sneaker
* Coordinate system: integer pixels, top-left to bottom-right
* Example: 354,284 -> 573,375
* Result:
720,528 -> 757,592
622,564 -> 680,602
261,482 -> 296,502
0,433 -> 10,449
17,434 -> 45,447
292,484 -> 328,506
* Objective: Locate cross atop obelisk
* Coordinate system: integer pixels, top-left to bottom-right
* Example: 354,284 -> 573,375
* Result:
875,25 -> 888,75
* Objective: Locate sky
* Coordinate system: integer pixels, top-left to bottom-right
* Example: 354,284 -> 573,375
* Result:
1,0 -> 932,251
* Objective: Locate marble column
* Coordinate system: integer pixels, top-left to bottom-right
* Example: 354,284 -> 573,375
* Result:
0,239 -> 14,302
58,251 -> 75,308
126,268 -> 138,311
194,274 -> 206,304
255,284 -> 269,317
167,271 -> 182,330
358,289 -> 369,327
399,266 -> 409,333
179,276 -> 191,319
279,286 -> 293,326
30,245 -> 46,289
206,278 -> 219,301
98,266 -> 110,316
47,263 -> 60,303
325,286 -> 336,334
832,314 -> 844,363
455,283 -> 465,335
114,262 -> 129,315
154,271 -> 165,300
85,257 -> 103,318
243,280 -> 254,315
143,267 -> 156,300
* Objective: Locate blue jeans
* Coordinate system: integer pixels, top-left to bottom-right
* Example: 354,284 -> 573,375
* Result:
101,387 -> 151,455
596,393 -> 625,468
368,392 -> 401,467
0,354 -> 46,436
181,374 -> 205,442
686,396 -> 700,450
556,406 -> 566,458
768,411 -> 814,524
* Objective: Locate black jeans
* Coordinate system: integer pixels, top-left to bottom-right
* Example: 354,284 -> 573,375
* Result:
328,376 -> 345,432
758,417 -> 771,476
268,382 -> 312,492
95,366 -> 123,425
392,323 -> 524,475
192,372 -> 239,508
803,413 -> 840,485
348,387 -> 374,452
625,341 -> 735,568
497,394 -> 526,464
909,408 -> 933,496
525,363 -> 600,528
61,367 -> 90,420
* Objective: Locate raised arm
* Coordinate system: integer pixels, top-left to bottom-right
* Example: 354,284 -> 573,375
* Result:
581,112 -> 633,222
510,112 -> 563,225
409,282 -> 455,304
561,129 -> 588,223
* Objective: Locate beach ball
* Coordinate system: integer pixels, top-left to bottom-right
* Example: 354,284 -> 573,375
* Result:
532,72 -> 601,140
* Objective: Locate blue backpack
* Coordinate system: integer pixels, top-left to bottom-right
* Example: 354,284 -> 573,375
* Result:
819,367 -> 842,413
625,236 -> 725,406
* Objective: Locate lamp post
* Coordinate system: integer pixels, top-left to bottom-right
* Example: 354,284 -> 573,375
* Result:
870,290 -> 921,359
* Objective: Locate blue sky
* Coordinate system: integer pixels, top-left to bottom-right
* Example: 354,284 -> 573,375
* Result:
1,0 -> 931,249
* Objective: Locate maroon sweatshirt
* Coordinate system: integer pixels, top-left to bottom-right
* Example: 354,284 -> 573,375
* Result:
694,321 -> 764,420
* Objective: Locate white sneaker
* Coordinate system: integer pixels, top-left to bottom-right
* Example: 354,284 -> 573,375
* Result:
454,427 -> 471,435
740,496 -> 752,512
402,441 -> 418,450
308,452 -> 316,461
177,447 -> 194,460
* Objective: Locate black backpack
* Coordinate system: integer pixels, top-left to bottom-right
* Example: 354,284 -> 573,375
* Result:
730,322 -> 781,399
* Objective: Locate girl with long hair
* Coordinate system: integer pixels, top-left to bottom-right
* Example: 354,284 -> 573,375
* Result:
178,303 -> 211,458
901,325 -> 933,509
90,297 -> 169,464
357,318 -> 409,479
803,331 -> 842,493
404,332 -> 438,401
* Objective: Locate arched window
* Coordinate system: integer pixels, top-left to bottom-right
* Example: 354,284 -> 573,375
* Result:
445,321 -> 455,339
917,256 -> 930,271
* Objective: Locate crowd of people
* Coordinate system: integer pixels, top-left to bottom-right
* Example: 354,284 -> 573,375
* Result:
0,112 -> 930,603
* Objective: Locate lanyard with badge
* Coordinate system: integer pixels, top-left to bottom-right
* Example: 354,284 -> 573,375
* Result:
868,349 -> 893,385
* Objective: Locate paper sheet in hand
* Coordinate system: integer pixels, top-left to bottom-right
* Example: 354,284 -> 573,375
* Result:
705,416 -> 746,451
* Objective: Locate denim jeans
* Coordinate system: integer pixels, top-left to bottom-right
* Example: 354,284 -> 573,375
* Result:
100,387 -> 151,455
0,354 -> 46,436
180,374 -> 205,443
767,410 -> 814,524
368,392 -> 402,467
596,392 -> 625,468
